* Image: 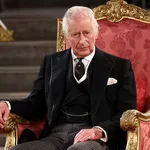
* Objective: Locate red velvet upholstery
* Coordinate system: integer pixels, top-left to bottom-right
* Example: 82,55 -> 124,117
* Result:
139,120 -> 150,150
136,77 -> 147,112
96,18 -> 150,112
17,119 -> 45,139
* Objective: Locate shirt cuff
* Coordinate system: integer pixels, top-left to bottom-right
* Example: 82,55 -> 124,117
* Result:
3,101 -> 11,110
93,126 -> 108,142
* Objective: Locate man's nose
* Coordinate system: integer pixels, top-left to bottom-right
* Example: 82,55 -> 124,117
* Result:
79,33 -> 86,44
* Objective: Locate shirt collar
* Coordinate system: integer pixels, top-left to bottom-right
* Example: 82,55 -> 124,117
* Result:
71,46 -> 95,62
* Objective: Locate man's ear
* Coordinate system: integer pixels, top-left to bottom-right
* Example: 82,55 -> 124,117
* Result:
65,36 -> 68,41
65,36 -> 70,44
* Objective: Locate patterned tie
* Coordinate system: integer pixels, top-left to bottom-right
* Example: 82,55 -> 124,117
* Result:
75,58 -> 85,80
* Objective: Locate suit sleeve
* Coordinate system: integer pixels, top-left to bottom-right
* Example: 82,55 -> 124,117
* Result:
9,56 -> 48,121
98,59 -> 136,140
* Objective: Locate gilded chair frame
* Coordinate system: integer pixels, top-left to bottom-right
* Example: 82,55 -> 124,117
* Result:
0,113 -> 31,150
120,110 -> 150,150
1,0 -> 150,150
0,26 -> 14,41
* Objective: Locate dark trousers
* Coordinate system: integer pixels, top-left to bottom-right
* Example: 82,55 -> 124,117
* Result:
10,123 -> 109,150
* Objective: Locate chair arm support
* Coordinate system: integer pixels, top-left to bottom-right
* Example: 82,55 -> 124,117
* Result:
0,113 -> 32,133
120,109 -> 150,131
120,109 -> 150,150
0,113 -> 32,150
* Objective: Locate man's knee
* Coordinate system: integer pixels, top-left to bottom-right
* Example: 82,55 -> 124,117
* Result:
67,141 -> 109,150
67,143 -> 82,150
67,141 -> 91,150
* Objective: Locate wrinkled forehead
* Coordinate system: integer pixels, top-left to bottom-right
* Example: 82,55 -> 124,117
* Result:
67,16 -> 92,26
68,19 -> 93,31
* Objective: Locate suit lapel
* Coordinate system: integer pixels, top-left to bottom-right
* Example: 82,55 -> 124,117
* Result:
90,48 -> 114,119
50,49 -> 71,109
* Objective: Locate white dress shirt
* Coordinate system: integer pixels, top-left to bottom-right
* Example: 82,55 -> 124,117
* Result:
71,47 -> 95,84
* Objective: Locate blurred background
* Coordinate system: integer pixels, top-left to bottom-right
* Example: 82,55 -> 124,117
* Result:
0,0 -> 150,10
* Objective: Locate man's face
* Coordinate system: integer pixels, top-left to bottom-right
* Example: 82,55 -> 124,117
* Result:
65,18 -> 98,58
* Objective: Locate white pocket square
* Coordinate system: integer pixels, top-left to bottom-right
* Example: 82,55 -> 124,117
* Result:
107,78 -> 117,85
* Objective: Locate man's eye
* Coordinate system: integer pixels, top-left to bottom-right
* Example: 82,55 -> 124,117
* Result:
84,31 -> 90,35
72,33 -> 78,36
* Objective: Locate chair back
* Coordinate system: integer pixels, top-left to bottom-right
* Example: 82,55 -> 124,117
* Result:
57,2 -> 150,149
57,0 -> 150,113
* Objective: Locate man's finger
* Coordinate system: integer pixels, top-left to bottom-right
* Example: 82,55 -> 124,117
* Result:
0,112 -> 5,127
74,132 -> 89,144
74,133 -> 83,144
74,134 -> 90,144
3,109 -> 9,121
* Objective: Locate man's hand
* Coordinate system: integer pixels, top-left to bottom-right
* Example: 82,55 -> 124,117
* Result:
74,128 -> 103,144
0,102 -> 10,128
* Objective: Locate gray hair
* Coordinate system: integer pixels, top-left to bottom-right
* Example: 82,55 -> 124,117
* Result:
62,6 -> 99,36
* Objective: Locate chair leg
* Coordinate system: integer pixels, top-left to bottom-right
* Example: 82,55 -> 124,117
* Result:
5,128 -> 18,150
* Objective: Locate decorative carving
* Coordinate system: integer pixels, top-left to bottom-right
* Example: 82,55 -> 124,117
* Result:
93,0 -> 150,23
120,110 -> 139,150
120,110 -> 150,150
56,18 -> 65,52
138,110 -> 150,121
120,109 -> 139,130
126,131 -> 138,150
0,113 -> 32,149
5,129 -> 17,150
121,110 -> 150,130
0,27 -> 14,41
0,114 -> 17,133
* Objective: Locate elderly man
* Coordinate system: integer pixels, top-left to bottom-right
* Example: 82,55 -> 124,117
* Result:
0,6 -> 136,150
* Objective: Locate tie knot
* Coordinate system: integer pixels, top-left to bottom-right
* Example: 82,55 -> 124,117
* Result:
77,58 -> 84,62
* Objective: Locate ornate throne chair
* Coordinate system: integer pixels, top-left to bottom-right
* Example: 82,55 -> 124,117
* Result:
0,0 -> 150,150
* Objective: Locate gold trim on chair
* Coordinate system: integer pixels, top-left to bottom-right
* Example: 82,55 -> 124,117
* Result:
0,27 -> 14,42
56,0 -> 150,52
120,110 -> 150,150
56,18 -> 65,52
0,114 -> 18,150
93,0 -> 150,23
0,113 -> 32,150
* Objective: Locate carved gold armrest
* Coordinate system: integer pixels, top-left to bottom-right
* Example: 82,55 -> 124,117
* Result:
0,113 -> 32,150
120,109 -> 150,150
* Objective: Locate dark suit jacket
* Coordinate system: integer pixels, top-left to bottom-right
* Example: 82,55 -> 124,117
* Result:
10,47 -> 136,143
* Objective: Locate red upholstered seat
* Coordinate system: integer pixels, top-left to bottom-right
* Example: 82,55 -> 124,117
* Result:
17,119 -> 45,140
